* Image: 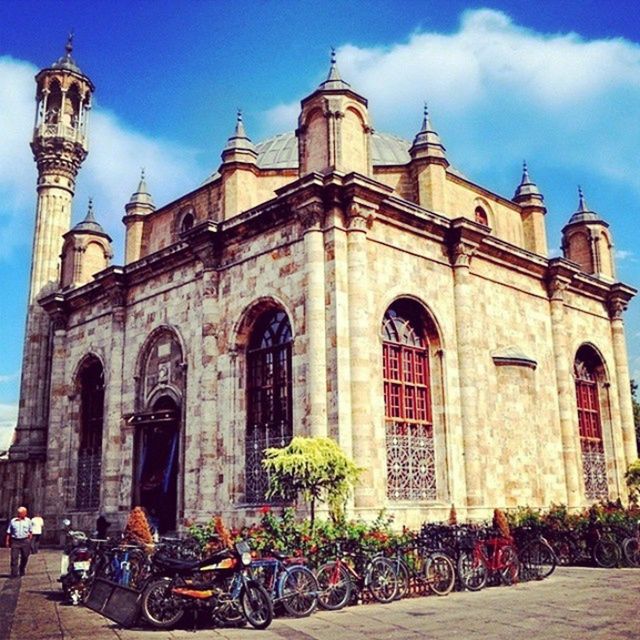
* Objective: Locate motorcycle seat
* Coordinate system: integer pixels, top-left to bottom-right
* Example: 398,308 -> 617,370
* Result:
155,554 -> 202,571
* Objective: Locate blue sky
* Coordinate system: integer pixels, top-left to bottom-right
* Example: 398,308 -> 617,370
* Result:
1,1 -> 640,448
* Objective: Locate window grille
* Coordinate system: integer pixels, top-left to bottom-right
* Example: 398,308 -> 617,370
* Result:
246,311 -> 292,503
574,356 -> 608,501
383,304 -> 436,500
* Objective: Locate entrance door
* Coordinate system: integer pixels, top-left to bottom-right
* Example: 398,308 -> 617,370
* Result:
133,397 -> 180,534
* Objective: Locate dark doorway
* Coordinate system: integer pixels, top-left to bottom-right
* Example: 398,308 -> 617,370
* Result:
133,396 -> 180,534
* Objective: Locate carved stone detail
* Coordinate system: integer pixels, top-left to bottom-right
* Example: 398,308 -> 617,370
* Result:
296,200 -> 325,231
346,202 -> 375,231
547,275 -> 571,302
607,296 -> 627,320
451,241 -> 476,268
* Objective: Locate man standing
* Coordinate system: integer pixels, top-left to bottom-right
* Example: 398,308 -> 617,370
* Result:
5,506 -> 32,578
31,514 -> 44,553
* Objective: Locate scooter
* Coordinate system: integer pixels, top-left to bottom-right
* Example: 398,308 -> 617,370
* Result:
59,519 -> 93,605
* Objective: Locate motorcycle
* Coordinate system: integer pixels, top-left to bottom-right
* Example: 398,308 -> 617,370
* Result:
59,518 -> 94,605
140,539 -> 273,630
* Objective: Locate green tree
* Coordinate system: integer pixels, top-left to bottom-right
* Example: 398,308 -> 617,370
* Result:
262,436 -> 362,528
625,459 -> 640,505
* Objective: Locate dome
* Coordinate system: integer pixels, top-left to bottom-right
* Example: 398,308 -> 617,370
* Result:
50,36 -> 83,75
203,130 -> 465,184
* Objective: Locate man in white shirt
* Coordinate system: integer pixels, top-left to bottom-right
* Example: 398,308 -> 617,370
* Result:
5,506 -> 32,577
31,514 -> 44,553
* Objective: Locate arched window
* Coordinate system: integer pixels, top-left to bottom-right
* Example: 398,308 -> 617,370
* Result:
382,301 -> 436,500
475,206 -> 488,226
246,310 -> 293,503
574,347 -> 608,500
76,357 -> 104,509
181,212 -> 194,233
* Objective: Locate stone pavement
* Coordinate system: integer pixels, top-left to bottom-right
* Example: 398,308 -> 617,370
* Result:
0,548 -> 638,640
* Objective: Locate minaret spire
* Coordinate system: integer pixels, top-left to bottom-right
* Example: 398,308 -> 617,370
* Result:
513,160 -> 543,202
317,47 -> 351,91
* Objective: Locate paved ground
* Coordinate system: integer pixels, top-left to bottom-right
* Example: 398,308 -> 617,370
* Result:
0,548 -> 638,640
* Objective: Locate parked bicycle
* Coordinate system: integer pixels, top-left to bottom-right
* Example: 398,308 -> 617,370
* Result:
250,549 -> 319,617
512,525 -> 557,581
314,541 -> 398,609
621,522 -> 640,567
457,529 -> 519,591
386,542 -> 455,599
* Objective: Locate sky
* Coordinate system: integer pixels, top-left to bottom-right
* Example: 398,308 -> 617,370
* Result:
1,0 -> 640,449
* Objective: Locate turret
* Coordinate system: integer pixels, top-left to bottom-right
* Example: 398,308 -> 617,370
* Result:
296,49 -> 372,176
123,169 -> 155,263
219,110 -> 258,218
513,161 -> 547,256
61,199 -> 112,288
562,187 -> 615,280
409,104 -> 449,213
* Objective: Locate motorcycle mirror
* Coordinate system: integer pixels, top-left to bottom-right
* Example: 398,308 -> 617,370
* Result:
62,518 -> 71,527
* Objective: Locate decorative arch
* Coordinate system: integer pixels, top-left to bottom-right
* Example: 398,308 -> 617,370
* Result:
74,354 -> 105,509
135,325 -> 186,411
381,297 -> 444,501
574,343 -> 609,501
243,306 -> 294,504
472,198 -> 494,228
233,295 -> 297,352
174,205 -> 197,238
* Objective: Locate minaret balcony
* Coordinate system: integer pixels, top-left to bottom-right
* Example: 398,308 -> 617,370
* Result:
34,122 -> 87,146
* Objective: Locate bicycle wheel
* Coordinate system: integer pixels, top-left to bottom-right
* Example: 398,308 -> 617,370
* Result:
365,557 -> 398,604
622,538 -> 640,567
457,550 -> 487,591
498,545 -> 519,585
425,552 -> 455,596
520,540 -> 556,580
316,561 -> 352,610
393,559 -> 410,600
240,580 -> 273,630
592,539 -> 620,568
278,565 -> 319,617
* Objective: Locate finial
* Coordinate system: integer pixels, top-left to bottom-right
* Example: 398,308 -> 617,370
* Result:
325,46 -> 342,82
140,167 -> 145,181
85,197 -> 96,221
521,160 -> 531,184
578,185 -> 587,211
65,31 -> 74,57
421,102 -> 431,131
330,47 -> 336,66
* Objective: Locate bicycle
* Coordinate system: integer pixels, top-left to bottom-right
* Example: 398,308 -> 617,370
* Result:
621,522 -> 640,567
315,542 -> 398,610
512,525 -> 557,581
387,542 -> 455,599
457,529 -> 519,591
249,549 -> 319,617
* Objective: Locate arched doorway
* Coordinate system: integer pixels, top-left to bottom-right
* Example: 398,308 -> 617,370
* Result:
132,327 -> 185,534
133,396 -> 180,533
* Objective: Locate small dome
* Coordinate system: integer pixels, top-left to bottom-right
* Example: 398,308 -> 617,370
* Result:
71,199 -> 110,239
513,161 -> 543,202
566,187 -> 604,225
50,35 -> 83,74
128,170 -> 155,208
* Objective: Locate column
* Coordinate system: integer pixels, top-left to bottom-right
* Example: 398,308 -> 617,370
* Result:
548,271 -> 582,508
450,238 -> 483,509
608,291 -> 639,468
346,201 -> 377,510
298,201 -> 328,438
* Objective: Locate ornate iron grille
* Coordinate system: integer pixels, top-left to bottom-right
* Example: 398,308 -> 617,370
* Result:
76,448 -> 101,509
246,311 -> 292,504
574,356 -> 608,501
386,421 -> 436,500
382,304 -> 436,500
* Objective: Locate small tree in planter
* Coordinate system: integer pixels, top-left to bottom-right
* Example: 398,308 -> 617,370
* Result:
625,459 -> 640,505
262,436 -> 362,528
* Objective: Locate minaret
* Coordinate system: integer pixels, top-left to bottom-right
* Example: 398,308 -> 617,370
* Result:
10,36 -> 94,460
513,161 -> 547,255
561,187 -> 615,280
409,103 -> 449,212
297,49 -> 372,176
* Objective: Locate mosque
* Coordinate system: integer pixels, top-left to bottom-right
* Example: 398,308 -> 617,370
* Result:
0,41 -> 636,533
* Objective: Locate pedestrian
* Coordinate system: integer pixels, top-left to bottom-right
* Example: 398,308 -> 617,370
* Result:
96,514 -> 110,539
31,514 -> 44,553
5,506 -> 32,578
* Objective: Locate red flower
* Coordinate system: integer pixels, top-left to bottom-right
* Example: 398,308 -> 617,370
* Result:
260,505 -> 271,515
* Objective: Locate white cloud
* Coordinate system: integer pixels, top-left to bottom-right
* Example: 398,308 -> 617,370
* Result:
0,56 -> 203,263
0,372 -> 19,384
263,9 -> 640,193
0,403 -> 17,452
615,249 -> 634,261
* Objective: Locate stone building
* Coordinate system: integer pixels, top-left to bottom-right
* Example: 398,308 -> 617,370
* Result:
1,43 -> 637,533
